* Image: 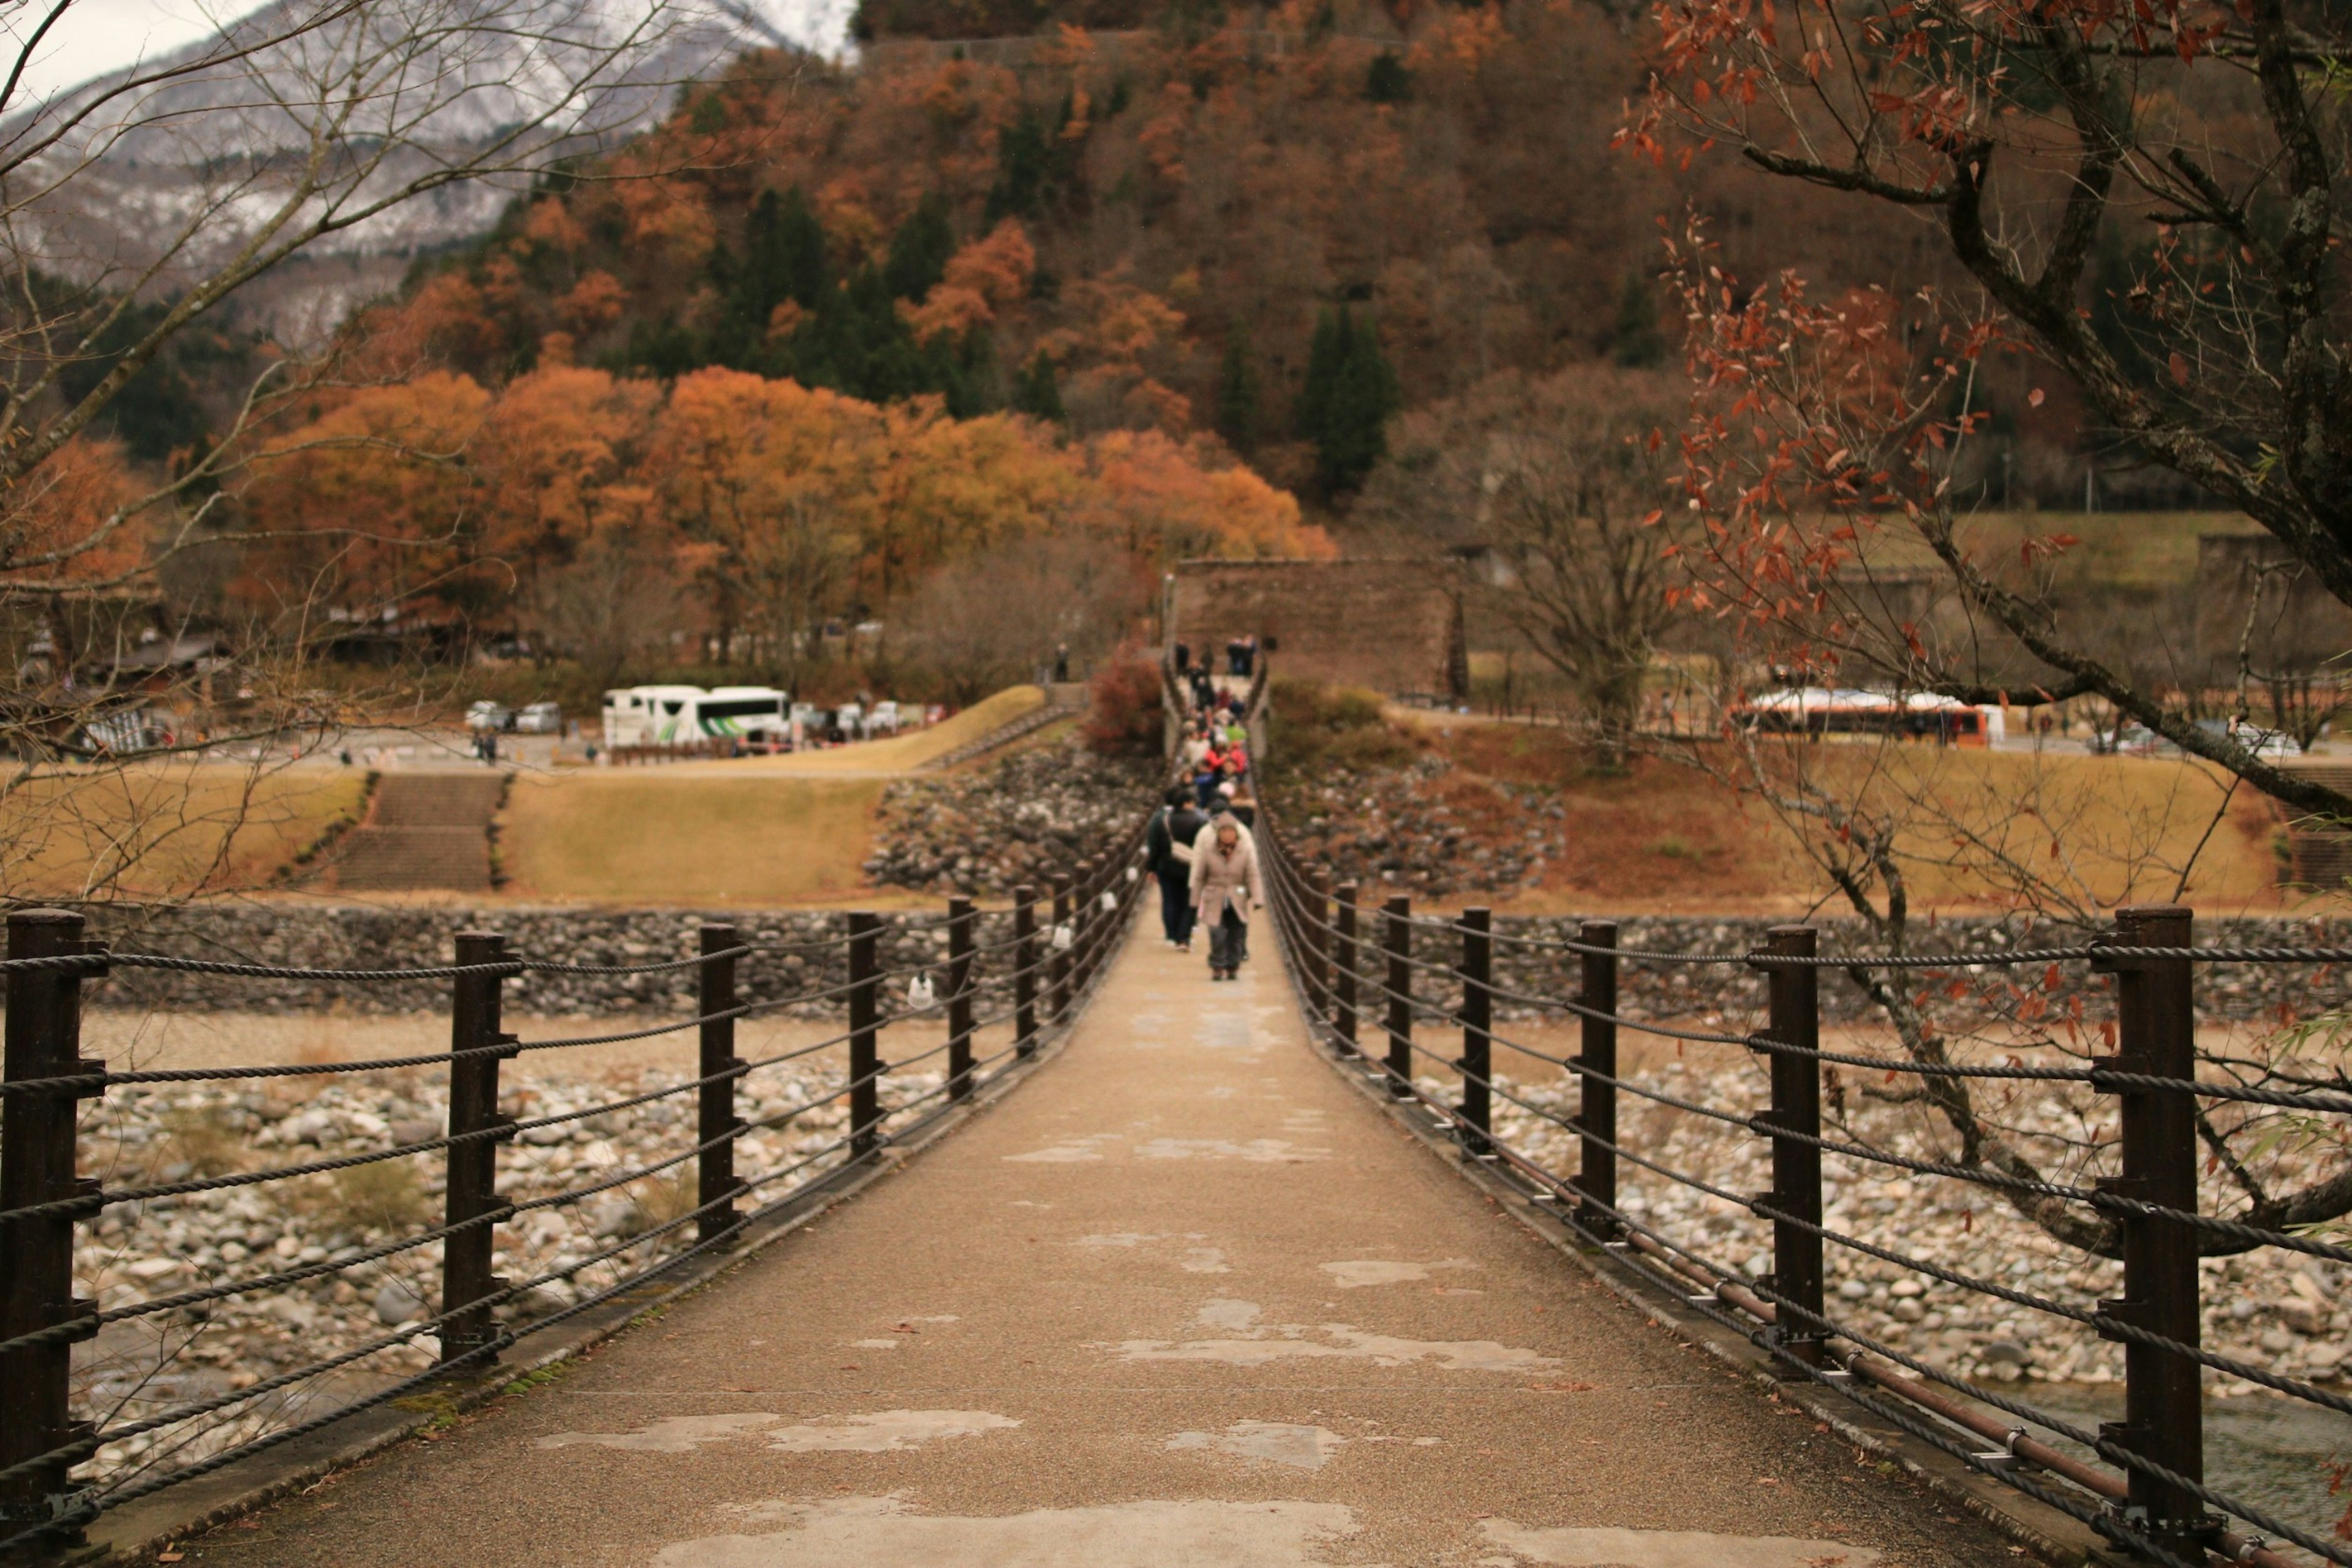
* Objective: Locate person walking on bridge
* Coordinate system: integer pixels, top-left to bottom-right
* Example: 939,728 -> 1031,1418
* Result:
1189,810 -> 1263,981
1146,786 -> 1207,950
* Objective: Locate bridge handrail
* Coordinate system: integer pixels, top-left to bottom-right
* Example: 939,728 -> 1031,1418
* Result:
0,808 -> 1158,1556
1253,804 -> 2328,1568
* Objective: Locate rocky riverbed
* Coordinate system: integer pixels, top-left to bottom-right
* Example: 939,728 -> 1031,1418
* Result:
863,734 -> 1156,895
1471,1054 -> 2349,1404
68,1050 -> 942,1492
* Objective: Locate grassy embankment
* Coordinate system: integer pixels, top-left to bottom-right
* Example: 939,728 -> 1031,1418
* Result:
493,685 -> 1050,907
0,764 -> 370,902
1365,704 -> 2295,917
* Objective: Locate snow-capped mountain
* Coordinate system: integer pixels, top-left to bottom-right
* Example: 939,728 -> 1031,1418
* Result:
4,0 -> 852,334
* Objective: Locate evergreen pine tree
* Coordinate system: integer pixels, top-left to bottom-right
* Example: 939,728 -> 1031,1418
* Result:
884,192 -> 956,301
1610,268 -> 1667,368
1294,306 -> 1348,453
986,110 -> 1053,222
1322,313 -> 1399,491
1216,326 -> 1261,452
1294,306 -> 1396,492
1013,349 -> 1065,422
1365,50 -> 1412,103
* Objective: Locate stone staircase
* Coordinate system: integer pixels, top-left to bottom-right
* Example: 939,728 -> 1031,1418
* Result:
330,772 -> 507,892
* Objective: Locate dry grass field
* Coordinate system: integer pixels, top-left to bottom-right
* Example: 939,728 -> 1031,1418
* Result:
1402,715 -> 2294,918
496,772 -> 888,907
0,764 -> 368,902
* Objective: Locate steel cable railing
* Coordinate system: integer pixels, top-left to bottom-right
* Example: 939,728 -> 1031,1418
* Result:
1253,804 -> 2346,1568
0,815 -> 1155,1553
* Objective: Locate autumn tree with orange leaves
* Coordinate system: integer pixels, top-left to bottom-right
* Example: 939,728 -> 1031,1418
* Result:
1629,0 -> 2352,823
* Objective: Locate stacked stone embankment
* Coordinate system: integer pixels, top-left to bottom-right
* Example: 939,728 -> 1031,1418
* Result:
84,905 -> 1021,1016
863,734 -> 1155,896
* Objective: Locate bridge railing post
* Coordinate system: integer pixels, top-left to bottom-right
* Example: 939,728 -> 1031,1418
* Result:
1,910 -> 101,1547
698,924 -> 745,1246
1303,871 -> 1330,1015
1049,877 -> 1072,1022
1572,921 -> 1618,1232
847,913 -> 882,1158
1383,895 -> 1412,1098
946,896 -> 975,1101
2092,904 -> 2210,1555
1752,924 -> 1824,1367
1013,886 -> 1038,1057
1457,907 -> 1491,1156
1333,884 -> 1359,1054
442,930 -> 514,1368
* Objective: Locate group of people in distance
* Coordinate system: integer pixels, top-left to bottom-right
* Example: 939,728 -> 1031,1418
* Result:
1145,785 -> 1264,982
1150,643 -> 1265,980
1179,692 -> 1251,810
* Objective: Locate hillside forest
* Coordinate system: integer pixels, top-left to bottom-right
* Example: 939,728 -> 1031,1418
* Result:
21,0 -> 2212,703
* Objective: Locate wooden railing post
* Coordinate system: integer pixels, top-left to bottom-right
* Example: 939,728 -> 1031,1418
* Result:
1333,883 -> 1360,1054
441,930 -> 514,1367
1,910 -> 100,1545
1049,877 -> 1073,1022
1303,870 -> 1330,1016
848,913 -> 882,1158
1383,894 -> 1412,1098
946,897 -> 975,1101
1752,924 -> 1824,1367
2093,904 -> 2211,1555
1572,921 -> 1619,1231
1013,886 -> 1039,1057
697,924 -> 745,1247
1457,907 -> 1491,1155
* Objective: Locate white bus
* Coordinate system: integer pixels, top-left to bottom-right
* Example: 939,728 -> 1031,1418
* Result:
602,686 -> 789,748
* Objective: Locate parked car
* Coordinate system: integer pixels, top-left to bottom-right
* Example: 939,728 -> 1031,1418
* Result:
868,700 -> 900,735
514,701 -> 562,734
464,701 -> 510,733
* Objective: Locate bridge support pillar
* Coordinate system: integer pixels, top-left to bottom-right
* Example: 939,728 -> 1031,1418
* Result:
697,924 -> 745,1248
441,931 -> 515,1370
1456,908 -> 1491,1156
1572,921 -> 1618,1232
1,910 -> 100,1552
1383,896 -> 1412,1098
1752,925 -> 1825,1370
2093,905 -> 2212,1558
1333,886 -> 1360,1055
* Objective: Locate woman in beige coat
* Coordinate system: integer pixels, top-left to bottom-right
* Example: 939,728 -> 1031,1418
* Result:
1188,814 -> 1265,981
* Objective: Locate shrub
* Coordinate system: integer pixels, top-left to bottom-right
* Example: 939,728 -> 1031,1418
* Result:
1084,647 -> 1165,758
1264,679 -> 1415,778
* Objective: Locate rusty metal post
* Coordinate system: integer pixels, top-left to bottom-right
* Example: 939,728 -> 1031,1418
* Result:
441,930 -> 514,1368
848,913 -> 882,1158
1013,886 -> 1038,1057
1303,870 -> 1330,1016
1383,895 -> 1412,1098
697,924 -> 745,1247
946,897 -> 975,1101
1333,884 -> 1360,1054
2093,905 -> 2211,1554
0,911 -> 101,1545
1572,921 -> 1619,1231
1753,925 -> 1825,1367
1457,907 -> 1491,1155
1049,877 -> 1073,1022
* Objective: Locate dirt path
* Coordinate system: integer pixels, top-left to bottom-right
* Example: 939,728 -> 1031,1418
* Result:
177,921 -> 2023,1567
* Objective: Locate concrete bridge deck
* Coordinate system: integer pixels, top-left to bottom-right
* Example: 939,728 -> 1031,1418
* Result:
175,925 -> 2021,1567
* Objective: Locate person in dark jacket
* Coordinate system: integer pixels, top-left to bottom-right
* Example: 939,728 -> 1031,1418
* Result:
1147,786 -> 1208,949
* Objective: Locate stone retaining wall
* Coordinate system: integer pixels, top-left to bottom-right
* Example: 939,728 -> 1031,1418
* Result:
82,903 -> 1031,1017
